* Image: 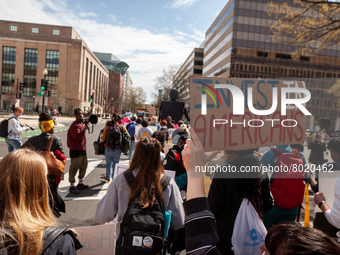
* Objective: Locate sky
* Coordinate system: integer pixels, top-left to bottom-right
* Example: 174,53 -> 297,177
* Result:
0,0 -> 227,103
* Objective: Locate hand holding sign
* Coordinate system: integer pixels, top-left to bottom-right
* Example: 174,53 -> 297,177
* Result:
147,105 -> 156,116
182,128 -> 219,200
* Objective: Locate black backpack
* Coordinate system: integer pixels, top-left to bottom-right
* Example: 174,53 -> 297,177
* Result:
106,124 -> 122,149
0,117 -> 13,138
116,170 -> 171,255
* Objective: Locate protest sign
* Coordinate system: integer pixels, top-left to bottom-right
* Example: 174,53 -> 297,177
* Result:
75,224 -> 116,255
190,77 -> 309,151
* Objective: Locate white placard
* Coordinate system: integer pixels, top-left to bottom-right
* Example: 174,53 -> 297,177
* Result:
113,164 -> 176,180
316,171 -> 340,212
75,224 -> 116,255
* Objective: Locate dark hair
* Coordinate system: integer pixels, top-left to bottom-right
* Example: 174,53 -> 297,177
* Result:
141,120 -> 148,127
290,144 -> 304,152
177,120 -> 184,126
111,114 -> 119,123
152,131 -> 167,146
131,116 -> 136,121
265,222 -> 340,254
39,113 -> 53,121
328,137 -> 340,154
74,108 -> 82,115
166,116 -> 172,121
128,137 -> 164,208
161,120 -> 167,126
136,118 -> 142,124
233,149 -> 262,218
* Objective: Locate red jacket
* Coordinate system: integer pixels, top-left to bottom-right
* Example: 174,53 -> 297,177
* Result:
67,121 -> 86,151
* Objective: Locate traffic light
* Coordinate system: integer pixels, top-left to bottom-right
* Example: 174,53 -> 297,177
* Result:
41,79 -> 45,90
19,93 -> 23,99
45,80 -> 49,90
19,82 -> 24,91
48,90 -> 51,97
90,94 -> 93,102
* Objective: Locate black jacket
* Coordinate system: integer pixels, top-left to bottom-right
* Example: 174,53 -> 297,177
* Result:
0,230 -> 81,255
22,132 -> 64,154
21,133 -> 66,217
207,160 -> 273,255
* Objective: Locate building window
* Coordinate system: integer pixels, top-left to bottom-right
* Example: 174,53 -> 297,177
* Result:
195,52 -> 204,57
10,25 -> 17,31
25,102 -> 33,111
53,29 -> 60,35
50,89 -> 57,97
276,53 -> 292,59
45,50 -> 59,89
32,27 -> 39,33
257,51 -> 268,57
300,56 -> 310,61
23,48 -> 38,97
194,69 -> 203,74
194,60 -> 203,65
1,46 -> 16,94
88,62 -> 92,102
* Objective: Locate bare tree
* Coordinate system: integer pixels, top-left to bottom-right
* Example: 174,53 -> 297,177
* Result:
124,86 -> 147,112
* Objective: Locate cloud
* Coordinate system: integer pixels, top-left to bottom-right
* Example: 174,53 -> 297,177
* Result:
169,0 -> 200,9
0,0 -> 202,103
176,15 -> 182,21
102,3 -> 106,7
79,12 -> 97,18
109,14 -> 117,22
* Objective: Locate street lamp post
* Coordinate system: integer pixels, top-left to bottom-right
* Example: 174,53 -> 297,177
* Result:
111,97 -> 113,115
32,96 -> 35,112
42,68 -> 48,112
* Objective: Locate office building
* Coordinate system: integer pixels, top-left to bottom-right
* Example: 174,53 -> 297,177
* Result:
177,0 -> 340,131
0,20 -> 109,115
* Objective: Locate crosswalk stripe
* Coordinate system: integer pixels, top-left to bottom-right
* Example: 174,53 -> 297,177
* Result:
59,158 -> 130,201
59,158 -> 104,200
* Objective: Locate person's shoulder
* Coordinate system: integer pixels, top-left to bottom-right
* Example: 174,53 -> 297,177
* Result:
45,232 -> 78,254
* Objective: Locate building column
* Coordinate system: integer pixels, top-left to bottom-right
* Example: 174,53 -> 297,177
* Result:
335,117 -> 340,132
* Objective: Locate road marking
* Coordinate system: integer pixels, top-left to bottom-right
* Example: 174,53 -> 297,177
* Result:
59,158 -> 129,201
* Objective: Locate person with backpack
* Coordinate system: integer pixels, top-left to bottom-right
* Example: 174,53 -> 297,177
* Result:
126,116 -> 138,162
0,149 -> 82,255
135,120 -> 153,140
261,145 -> 309,230
95,137 -> 185,254
101,114 -> 129,182
4,107 -> 28,153
207,149 -> 273,255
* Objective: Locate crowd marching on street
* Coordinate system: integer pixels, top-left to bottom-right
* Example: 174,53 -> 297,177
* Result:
1,106 -> 340,255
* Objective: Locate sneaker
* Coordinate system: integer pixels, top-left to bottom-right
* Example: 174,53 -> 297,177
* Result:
76,183 -> 89,190
103,174 -> 110,182
69,186 -> 80,194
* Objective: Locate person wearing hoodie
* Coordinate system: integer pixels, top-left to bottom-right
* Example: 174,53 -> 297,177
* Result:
5,107 -> 28,153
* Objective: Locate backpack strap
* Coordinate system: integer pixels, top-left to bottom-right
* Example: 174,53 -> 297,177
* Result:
271,148 -> 282,158
123,169 -> 136,189
40,226 -> 67,254
45,135 -> 54,152
160,174 -> 171,191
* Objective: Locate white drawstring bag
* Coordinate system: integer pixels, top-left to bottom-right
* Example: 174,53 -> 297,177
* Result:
231,198 -> 267,255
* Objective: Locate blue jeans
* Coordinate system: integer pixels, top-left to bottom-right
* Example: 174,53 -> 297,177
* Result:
105,147 -> 122,179
5,138 -> 22,153
129,140 -> 136,160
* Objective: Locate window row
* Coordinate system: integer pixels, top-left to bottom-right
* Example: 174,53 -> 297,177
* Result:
231,62 -> 340,78
10,25 -> 60,35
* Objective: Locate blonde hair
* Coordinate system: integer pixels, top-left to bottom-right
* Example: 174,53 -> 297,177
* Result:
13,107 -> 24,113
0,149 -> 57,255
150,116 -> 158,124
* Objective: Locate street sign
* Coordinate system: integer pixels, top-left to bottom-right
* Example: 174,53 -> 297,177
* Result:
15,99 -> 20,107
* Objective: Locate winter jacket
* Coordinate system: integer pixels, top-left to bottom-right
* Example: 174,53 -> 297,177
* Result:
22,133 -> 64,154
7,114 -> 26,140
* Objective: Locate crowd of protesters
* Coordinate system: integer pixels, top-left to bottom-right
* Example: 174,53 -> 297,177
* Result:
1,107 -> 340,255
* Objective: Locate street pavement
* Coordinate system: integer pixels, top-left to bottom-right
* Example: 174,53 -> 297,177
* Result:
0,115 -> 335,228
